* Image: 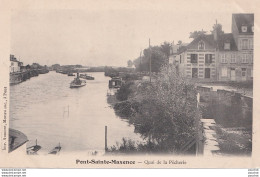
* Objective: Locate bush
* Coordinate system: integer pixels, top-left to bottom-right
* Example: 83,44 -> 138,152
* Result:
112,65 -> 200,153
116,81 -> 134,101
130,65 -> 199,152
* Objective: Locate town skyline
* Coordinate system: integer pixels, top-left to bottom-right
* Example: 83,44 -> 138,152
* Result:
10,1 -> 246,67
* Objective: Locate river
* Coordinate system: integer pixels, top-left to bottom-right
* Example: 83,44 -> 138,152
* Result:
10,71 -> 142,155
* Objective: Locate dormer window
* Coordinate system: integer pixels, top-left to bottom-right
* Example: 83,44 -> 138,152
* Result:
252,26 -> 254,32
224,42 -> 230,50
198,41 -> 205,50
241,25 -> 247,32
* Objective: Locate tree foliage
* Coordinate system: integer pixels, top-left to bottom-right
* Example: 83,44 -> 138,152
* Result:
114,65 -> 200,153
189,30 -> 207,39
211,23 -> 224,36
160,41 -> 171,60
133,43 -> 170,72
127,60 -> 133,67
133,65 -> 198,152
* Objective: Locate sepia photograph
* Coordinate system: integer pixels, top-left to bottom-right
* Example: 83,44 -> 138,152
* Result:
0,0 -> 259,169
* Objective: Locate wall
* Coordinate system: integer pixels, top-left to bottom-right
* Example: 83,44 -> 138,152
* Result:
185,51 -> 216,80
217,51 -> 253,81
197,86 -> 253,108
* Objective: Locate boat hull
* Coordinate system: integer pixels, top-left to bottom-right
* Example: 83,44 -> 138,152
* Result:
70,82 -> 86,88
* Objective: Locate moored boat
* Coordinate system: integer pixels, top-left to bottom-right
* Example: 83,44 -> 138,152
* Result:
49,143 -> 61,155
79,74 -> 95,80
68,73 -> 75,76
27,139 -> 41,155
109,77 -> 122,89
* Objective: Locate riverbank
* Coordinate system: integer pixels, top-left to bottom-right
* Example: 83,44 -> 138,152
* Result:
106,66 -> 200,154
10,69 -> 49,85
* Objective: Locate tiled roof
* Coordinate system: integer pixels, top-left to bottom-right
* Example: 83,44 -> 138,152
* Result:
177,33 -> 237,54
217,33 -> 237,51
177,45 -> 187,54
233,13 -> 254,34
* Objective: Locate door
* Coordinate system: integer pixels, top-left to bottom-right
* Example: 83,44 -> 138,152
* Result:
205,68 -> 210,78
230,68 -> 236,81
241,68 -> 247,81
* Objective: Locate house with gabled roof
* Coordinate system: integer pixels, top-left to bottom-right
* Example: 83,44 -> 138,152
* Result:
174,13 -> 254,82
217,14 -> 253,81
175,34 -> 217,80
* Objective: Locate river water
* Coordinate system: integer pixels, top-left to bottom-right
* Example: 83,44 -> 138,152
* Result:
10,71 -> 141,154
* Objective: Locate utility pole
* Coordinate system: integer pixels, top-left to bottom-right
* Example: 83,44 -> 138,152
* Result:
149,38 -> 152,83
105,126 -> 108,152
139,50 -> 142,72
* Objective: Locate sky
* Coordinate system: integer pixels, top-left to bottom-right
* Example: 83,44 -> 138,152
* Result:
10,1 -> 250,67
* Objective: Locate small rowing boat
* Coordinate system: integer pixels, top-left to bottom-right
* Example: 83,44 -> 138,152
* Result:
49,143 -> 61,155
27,139 -> 41,155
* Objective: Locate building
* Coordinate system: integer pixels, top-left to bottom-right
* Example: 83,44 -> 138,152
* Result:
169,41 -> 180,65
175,13 -> 253,82
169,41 -> 188,65
217,14 -> 253,81
175,35 -> 217,80
10,54 -> 22,73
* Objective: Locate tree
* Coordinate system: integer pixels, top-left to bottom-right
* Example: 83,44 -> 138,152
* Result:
133,65 -> 199,152
127,60 -> 133,67
189,30 -> 207,39
211,23 -> 224,36
25,64 -> 31,70
133,45 -> 168,73
160,41 -> 171,60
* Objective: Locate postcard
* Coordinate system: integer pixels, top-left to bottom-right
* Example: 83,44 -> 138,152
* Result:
0,0 -> 259,168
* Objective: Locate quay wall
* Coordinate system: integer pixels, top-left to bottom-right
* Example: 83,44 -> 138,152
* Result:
197,86 -> 252,108
10,69 -> 49,84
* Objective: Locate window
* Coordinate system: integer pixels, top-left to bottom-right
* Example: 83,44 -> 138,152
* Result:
250,55 -> 253,63
224,43 -> 230,50
247,54 -> 251,63
251,69 -> 253,77
221,67 -> 228,77
242,39 -> 248,50
252,26 -> 254,33
230,54 -> 236,63
198,41 -> 205,50
241,54 -> 248,63
205,54 -> 212,64
221,54 -> 227,63
242,68 -> 246,77
191,54 -> 198,63
241,25 -> 247,32
249,39 -> 253,49
205,68 -> 210,78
